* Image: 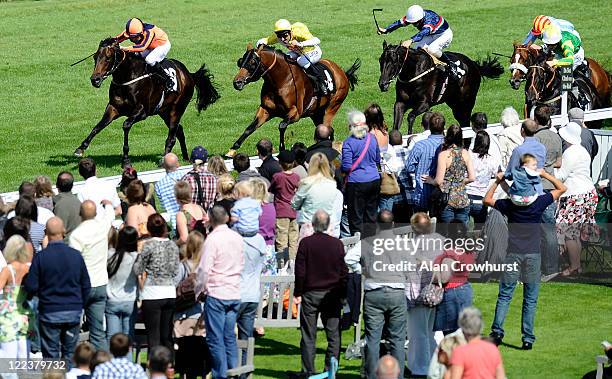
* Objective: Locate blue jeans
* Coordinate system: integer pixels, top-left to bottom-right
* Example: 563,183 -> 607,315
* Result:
363,288 -> 407,379
85,285 -> 107,351
540,195 -> 559,275
491,253 -> 541,344
378,194 -> 403,211
440,205 -> 470,223
434,283 -> 473,334
236,302 -> 258,375
468,195 -> 488,225
204,296 -> 240,379
105,300 -> 134,343
39,321 -> 80,361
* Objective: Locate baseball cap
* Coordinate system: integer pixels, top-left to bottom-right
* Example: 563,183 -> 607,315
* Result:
190,146 -> 208,163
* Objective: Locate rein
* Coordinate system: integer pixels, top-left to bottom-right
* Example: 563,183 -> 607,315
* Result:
100,46 -> 126,80
388,47 -> 410,83
241,49 -> 278,83
392,48 -> 437,84
527,64 -> 560,104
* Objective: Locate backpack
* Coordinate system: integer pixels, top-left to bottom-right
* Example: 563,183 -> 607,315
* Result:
175,261 -> 197,311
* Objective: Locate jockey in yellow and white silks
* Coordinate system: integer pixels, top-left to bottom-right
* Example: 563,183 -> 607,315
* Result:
256,19 -> 332,94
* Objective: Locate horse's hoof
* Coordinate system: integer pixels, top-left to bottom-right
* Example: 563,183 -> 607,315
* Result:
74,149 -> 84,157
225,149 -> 237,158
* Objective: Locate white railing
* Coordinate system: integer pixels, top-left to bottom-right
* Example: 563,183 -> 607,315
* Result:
2,107 -> 612,205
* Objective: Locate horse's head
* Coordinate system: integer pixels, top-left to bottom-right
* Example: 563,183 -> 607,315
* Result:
233,43 -> 266,91
509,43 -> 541,90
91,38 -> 124,88
525,55 -> 556,104
378,41 -> 407,92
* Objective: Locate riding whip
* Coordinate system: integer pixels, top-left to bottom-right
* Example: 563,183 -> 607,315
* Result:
492,52 -> 512,59
70,52 -> 95,67
372,8 -> 383,32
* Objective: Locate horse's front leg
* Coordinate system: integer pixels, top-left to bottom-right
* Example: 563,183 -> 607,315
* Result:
122,109 -> 147,167
226,106 -> 271,157
406,101 -> 430,135
278,106 -> 300,151
75,104 -> 120,157
392,101 -> 408,132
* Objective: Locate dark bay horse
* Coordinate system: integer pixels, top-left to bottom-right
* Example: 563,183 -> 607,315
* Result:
524,55 -> 605,123
77,38 -> 220,165
510,42 -> 611,116
228,44 -> 360,156
378,41 -> 504,133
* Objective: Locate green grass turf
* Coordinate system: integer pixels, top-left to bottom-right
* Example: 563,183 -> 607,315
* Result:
253,283 -> 612,379
1,0 -> 611,191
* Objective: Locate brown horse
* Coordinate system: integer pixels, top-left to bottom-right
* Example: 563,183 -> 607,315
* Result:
228,44 -> 360,156
78,38 -> 220,166
510,42 -> 611,116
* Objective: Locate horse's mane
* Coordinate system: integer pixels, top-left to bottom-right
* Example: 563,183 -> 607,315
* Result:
258,45 -> 289,56
99,37 -> 116,48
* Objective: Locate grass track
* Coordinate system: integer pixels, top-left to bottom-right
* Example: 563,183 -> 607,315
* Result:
1,0 -> 611,191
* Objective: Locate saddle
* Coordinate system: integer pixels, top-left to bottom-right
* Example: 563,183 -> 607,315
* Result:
285,56 -> 335,96
149,59 -> 179,92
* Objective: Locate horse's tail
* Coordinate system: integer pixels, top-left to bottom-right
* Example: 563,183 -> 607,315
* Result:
475,55 -> 504,80
192,64 -> 221,113
344,59 -> 361,91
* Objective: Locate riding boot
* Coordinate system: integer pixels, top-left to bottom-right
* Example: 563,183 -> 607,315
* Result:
439,53 -> 460,81
572,86 -> 590,109
305,65 -> 328,95
152,62 -> 175,92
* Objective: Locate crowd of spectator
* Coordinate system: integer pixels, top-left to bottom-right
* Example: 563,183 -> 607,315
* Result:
0,102 -> 603,379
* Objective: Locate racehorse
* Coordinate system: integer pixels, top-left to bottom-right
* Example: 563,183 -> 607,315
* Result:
510,42 -> 611,117
77,38 -> 220,166
524,54 -> 605,121
228,44 -> 360,156
378,41 -> 504,133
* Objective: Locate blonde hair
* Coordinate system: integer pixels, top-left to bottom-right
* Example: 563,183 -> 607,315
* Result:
250,178 -> 269,203
217,174 -> 235,199
174,181 -> 192,204
348,110 -> 369,139
3,235 -> 29,263
307,153 -> 333,180
185,231 -> 205,264
207,156 -> 228,177
233,180 -> 253,199
108,227 -> 118,250
438,333 -> 467,358
34,176 -> 54,198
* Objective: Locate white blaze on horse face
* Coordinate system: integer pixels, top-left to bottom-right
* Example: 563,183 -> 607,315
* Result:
513,53 -> 520,76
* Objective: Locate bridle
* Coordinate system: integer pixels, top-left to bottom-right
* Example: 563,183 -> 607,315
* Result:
383,46 -> 409,85
510,46 -> 531,80
239,49 -> 278,83
97,44 -> 127,80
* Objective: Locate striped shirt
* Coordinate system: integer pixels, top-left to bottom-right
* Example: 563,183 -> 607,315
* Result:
405,134 -> 444,209
154,170 -> 183,228
394,145 -> 413,204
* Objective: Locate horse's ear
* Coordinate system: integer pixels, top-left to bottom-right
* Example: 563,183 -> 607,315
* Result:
246,42 -> 253,51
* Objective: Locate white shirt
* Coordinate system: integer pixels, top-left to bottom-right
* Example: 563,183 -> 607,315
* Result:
7,206 -> 54,225
470,129 -> 503,168
77,176 -> 121,219
66,368 -> 90,379
69,205 -> 114,287
555,144 -> 595,197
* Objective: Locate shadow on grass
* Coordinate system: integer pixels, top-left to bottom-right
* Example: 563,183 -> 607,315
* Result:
500,341 -> 524,350
45,153 -> 163,169
255,336 -> 326,356
255,367 -> 362,379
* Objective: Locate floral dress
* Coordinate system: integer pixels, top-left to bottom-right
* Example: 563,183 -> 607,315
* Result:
0,265 -> 32,344
441,147 -> 470,209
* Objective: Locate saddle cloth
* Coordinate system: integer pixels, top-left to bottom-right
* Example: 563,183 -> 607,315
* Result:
158,59 -> 179,91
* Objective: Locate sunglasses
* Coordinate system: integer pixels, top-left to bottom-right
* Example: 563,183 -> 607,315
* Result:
275,31 -> 291,39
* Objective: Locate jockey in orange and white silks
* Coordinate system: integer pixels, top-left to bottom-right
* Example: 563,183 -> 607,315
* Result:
114,18 -> 174,91
256,19 -> 332,94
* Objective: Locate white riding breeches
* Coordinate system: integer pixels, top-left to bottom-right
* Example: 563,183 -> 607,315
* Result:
141,41 -> 171,65
415,28 -> 453,58
572,47 -> 585,70
287,46 -> 322,69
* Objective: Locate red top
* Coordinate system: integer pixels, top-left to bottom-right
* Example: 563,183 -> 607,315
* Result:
450,338 -> 502,379
271,171 -> 301,219
434,249 -> 474,289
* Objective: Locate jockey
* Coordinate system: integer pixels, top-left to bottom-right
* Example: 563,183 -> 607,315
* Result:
523,15 -> 579,46
113,18 -> 174,91
256,19 -> 331,95
377,5 -> 459,80
542,24 -> 589,106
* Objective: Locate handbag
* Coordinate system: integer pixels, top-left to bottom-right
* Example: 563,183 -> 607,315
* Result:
420,270 -> 444,307
379,152 -> 400,195
175,262 -> 197,311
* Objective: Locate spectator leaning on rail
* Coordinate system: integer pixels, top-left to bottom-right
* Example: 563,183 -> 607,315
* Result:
567,107 -> 598,160
256,138 -> 283,183
497,106 -> 523,169
155,153 -> 183,231
294,210 -> 347,376
182,146 -> 218,211
76,158 -> 122,218
341,110 -> 381,238
233,153 -> 270,186
469,112 -> 503,165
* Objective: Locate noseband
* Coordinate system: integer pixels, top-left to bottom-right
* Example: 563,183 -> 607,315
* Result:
240,50 -> 277,83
